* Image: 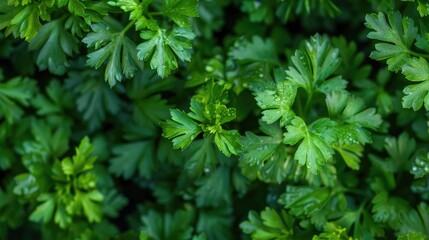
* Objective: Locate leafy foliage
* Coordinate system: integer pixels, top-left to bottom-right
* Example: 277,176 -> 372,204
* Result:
83,17 -> 143,86
1,0 -> 429,240
137,27 -> 196,78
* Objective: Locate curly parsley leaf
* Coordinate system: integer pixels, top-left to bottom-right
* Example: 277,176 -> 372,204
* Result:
83,17 -> 143,86
137,27 -> 195,78
365,11 -> 418,71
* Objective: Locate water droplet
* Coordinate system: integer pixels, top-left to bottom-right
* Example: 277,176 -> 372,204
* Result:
204,167 -> 211,173
412,166 -> 418,171
258,73 -> 264,78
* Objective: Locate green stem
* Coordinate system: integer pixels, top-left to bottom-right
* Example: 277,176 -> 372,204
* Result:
303,92 -> 313,117
120,20 -> 137,35
410,50 -> 429,59
296,96 -> 304,117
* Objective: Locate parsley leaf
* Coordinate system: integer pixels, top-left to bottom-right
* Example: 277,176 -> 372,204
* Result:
241,1 -> 275,23
137,27 -> 196,78
4,0 -> 55,41
162,82 -> 241,156
313,222 -> 353,240
397,232 -> 428,240
29,193 -> 56,224
0,76 -> 36,124
229,36 -> 279,64
65,71 -> 121,130
279,185 -> 332,217
184,137 -> 220,178
197,207 -> 233,240
29,19 -> 79,75
326,90 -> 382,145
240,121 -> 297,183
83,17 -> 143,86
286,34 -> 345,95
397,203 -> 429,236
141,209 -> 194,240
402,57 -> 429,110
162,109 -> 202,150
283,117 -> 334,173
162,0 -> 198,27
109,140 -> 155,179
195,166 -> 231,207
240,207 -> 295,239
365,11 -> 418,71
32,80 -> 73,116
255,70 -> 297,126
371,191 -> 411,224
28,137 -> 104,228
108,0 -> 157,30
